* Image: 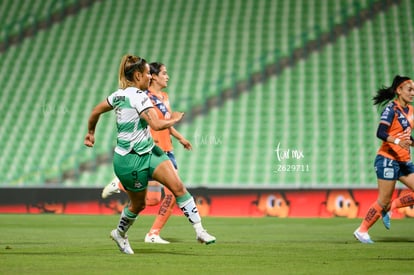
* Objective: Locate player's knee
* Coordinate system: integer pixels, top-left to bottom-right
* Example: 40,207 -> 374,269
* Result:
146,197 -> 161,206
146,189 -> 162,206
129,202 -> 146,214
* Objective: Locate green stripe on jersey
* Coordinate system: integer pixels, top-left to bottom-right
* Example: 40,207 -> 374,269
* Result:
117,122 -> 135,133
117,139 -> 131,150
133,137 -> 153,153
112,96 -> 132,108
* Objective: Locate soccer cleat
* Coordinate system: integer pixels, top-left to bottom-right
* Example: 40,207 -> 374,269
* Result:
144,233 -> 170,244
196,230 -> 216,245
381,210 -> 391,230
102,178 -> 121,199
353,229 -> 374,244
110,229 -> 134,254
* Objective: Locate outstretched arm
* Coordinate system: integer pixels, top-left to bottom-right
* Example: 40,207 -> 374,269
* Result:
170,126 -> 192,150
84,100 -> 113,147
140,108 -> 184,131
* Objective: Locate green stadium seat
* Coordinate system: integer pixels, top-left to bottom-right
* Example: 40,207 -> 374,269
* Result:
0,0 -> 412,189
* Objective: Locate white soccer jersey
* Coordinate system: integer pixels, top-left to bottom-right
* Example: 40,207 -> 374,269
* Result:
107,87 -> 154,156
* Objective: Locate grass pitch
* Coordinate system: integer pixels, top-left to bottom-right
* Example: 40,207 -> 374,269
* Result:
1,214 -> 414,275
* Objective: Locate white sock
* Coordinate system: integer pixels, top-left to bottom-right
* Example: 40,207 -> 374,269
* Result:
117,207 -> 137,236
177,195 -> 201,225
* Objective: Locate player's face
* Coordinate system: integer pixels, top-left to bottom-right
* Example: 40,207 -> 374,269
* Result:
138,64 -> 151,90
154,66 -> 169,89
398,81 -> 414,104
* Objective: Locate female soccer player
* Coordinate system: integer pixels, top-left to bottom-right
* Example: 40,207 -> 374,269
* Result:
101,62 -> 192,244
85,54 -> 215,254
354,75 -> 414,243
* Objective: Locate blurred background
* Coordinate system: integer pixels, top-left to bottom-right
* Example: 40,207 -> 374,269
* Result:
0,0 -> 413,190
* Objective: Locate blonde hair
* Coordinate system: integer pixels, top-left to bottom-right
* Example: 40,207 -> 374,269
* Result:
118,54 -> 147,89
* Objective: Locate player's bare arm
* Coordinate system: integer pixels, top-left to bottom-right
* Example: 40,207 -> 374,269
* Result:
84,100 -> 113,147
141,108 -> 184,131
170,127 -> 192,150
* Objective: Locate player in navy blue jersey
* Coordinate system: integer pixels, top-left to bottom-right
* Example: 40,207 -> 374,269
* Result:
354,75 -> 414,244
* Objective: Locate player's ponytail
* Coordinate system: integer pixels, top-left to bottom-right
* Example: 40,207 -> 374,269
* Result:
118,54 -> 147,89
372,75 -> 411,107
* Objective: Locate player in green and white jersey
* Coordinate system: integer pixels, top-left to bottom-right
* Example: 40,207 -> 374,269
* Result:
84,54 -> 215,254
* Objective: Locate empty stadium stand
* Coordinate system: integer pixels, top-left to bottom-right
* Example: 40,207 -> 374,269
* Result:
0,0 -> 412,189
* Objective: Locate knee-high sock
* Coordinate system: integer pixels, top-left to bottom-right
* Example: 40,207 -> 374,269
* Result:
391,192 -> 414,210
176,192 -> 201,225
148,188 -> 175,235
117,207 -> 137,236
359,201 -> 383,232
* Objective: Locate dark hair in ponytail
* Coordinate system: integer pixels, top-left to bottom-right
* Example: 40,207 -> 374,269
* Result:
372,75 -> 411,107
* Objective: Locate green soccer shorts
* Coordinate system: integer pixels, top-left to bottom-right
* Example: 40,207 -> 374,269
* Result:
113,145 -> 169,192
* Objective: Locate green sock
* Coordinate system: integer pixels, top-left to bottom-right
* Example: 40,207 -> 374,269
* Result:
176,192 -> 192,205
